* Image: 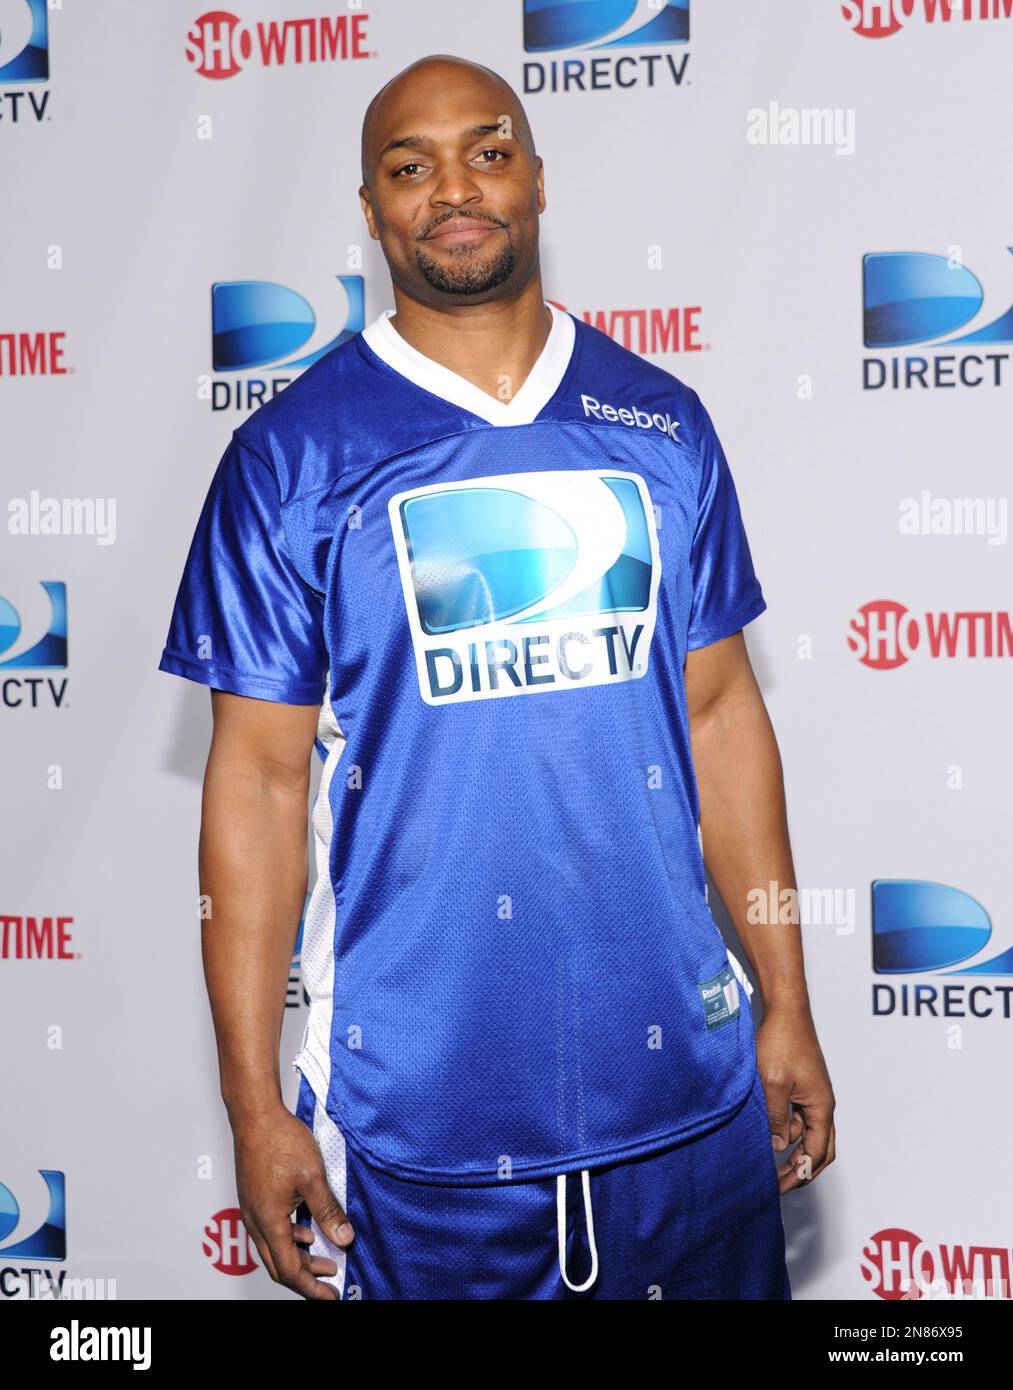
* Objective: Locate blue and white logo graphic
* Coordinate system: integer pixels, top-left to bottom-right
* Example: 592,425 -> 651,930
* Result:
211,274 -> 364,372
0,0 -> 49,83
872,880 -> 1013,976
0,1169 -> 66,1260
0,581 -> 67,668
523,0 -> 689,52
389,470 -> 661,705
863,250 -> 1013,349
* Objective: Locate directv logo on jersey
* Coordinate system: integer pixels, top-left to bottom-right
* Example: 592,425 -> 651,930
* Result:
388,470 -> 662,706
522,0 -> 690,95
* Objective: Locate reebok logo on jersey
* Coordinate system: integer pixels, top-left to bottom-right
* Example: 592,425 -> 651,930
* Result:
581,394 -> 680,443
388,469 -> 662,706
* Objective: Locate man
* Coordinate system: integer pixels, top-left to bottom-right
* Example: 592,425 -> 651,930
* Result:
159,53 -> 835,1300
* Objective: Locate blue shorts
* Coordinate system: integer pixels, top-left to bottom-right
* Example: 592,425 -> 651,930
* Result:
292,1060 -> 791,1300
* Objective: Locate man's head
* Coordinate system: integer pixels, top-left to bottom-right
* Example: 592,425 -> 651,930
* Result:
359,55 -> 544,306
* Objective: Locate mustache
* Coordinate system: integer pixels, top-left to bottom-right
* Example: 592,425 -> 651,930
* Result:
418,209 -> 509,240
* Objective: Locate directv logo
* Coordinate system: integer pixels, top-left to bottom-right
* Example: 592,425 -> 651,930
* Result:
208,274 -> 364,412
862,249 -> 1013,390
522,0 -> 690,94
388,469 -> 661,706
0,0 -> 49,84
0,581 -> 69,710
871,879 -> 1013,1021
523,0 -> 689,51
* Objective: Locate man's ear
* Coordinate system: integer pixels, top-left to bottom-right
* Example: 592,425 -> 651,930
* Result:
359,185 -> 380,242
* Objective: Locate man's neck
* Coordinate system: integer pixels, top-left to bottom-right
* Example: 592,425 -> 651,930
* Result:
387,283 -> 552,404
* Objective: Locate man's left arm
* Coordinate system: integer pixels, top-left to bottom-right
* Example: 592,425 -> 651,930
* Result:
685,630 -> 836,1193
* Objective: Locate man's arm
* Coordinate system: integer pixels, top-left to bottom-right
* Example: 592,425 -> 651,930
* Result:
200,688 -> 353,1298
684,632 -> 836,1192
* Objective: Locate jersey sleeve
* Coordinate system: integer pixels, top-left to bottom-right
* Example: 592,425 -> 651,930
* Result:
157,432 -> 328,705
685,393 -> 767,652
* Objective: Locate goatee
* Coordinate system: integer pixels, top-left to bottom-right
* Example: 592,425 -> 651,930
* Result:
415,239 -> 516,296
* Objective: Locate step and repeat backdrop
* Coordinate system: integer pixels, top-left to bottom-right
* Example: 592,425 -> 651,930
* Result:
3,0 -> 1011,1301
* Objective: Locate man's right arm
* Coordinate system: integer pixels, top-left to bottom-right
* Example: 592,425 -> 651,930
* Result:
199,688 -> 354,1299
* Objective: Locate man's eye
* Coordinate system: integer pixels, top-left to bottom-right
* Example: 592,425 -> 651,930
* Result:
394,162 -> 422,178
477,148 -> 508,163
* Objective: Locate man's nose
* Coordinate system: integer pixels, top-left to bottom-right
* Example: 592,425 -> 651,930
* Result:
429,164 -> 483,208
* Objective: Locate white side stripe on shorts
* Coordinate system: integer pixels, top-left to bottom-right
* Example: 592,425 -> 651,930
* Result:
308,1092 -> 349,1298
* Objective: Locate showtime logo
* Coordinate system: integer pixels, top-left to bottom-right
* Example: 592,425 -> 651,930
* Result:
548,299 -> 704,353
861,1228 -> 1012,1299
847,599 -> 1013,668
0,332 -> 68,376
202,1208 -> 258,1275
185,10 -> 370,79
842,0 -> 1013,38
1,914 -> 76,960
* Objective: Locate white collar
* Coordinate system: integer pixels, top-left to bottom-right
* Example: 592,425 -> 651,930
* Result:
360,301 -> 575,426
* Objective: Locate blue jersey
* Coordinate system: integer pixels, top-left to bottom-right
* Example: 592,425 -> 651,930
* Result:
158,303 -> 768,1185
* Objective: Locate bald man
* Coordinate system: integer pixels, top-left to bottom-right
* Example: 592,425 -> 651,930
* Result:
159,54 -> 835,1301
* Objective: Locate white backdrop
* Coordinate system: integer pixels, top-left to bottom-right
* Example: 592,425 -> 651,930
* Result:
3,0 -> 1011,1301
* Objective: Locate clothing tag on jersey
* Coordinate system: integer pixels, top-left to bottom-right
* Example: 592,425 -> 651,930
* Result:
699,964 -> 740,1030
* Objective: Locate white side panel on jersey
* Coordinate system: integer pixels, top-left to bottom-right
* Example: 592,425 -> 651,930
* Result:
291,688 -> 345,1103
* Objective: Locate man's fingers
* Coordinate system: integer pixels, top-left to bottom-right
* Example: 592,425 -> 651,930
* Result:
295,1240 -> 339,1278
764,1085 -> 793,1152
293,1222 -> 340,1277
303,1252 -> 339,1278
778,1104 -> 834,1192
799,1103 -> 833,1171
244,1222 -> 279,1283
810,1122 -> 837,1179
303,1171 -> 355,1247
258,1208 -> 341,1300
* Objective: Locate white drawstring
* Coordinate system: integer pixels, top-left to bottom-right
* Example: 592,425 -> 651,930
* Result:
556,1169 -> 599,1292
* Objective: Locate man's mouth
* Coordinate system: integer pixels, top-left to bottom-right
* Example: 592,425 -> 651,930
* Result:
423,217 -> 502,246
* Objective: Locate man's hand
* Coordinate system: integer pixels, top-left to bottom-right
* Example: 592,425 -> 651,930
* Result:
755,1008 -> 836,1194
233,1103 -> 355,1300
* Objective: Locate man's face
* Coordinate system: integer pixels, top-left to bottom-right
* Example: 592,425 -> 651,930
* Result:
360,66 -> 544,304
